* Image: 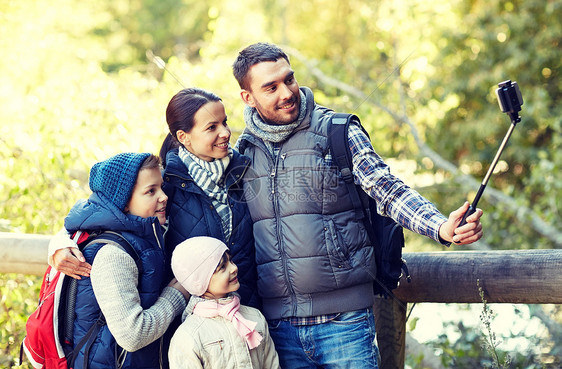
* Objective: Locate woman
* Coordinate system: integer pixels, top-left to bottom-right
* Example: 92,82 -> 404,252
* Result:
159,87 -> 259,308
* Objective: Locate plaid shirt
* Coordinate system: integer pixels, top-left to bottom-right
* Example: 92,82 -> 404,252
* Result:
289,120 -> 448,326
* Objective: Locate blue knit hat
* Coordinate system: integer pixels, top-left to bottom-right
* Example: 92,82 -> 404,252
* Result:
89,152 -> 151,211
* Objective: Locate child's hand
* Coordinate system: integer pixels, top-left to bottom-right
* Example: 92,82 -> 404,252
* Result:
168,278 -> 191,299
52,247 -> 91,279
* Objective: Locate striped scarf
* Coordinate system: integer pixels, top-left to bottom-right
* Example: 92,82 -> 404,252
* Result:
178,146 -> 233,241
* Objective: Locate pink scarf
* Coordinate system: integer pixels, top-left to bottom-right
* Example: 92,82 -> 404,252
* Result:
192,295 -> 263,349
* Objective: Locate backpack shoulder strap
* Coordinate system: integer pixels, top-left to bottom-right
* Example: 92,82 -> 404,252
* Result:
64,231 -> 143,368
88,231 -> 143,274
327,113 -> 369,223
328,114 -> 410,298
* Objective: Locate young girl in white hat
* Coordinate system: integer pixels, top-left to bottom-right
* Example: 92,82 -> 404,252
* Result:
169,236 -> 279,369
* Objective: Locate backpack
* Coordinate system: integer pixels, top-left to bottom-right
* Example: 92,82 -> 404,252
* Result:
21,231 -> 141,369
327,112 -> 411,298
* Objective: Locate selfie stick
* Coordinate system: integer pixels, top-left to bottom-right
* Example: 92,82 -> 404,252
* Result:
457,80 -> 523,228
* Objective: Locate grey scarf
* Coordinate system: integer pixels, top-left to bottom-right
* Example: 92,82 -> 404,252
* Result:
243,90 -> 307,153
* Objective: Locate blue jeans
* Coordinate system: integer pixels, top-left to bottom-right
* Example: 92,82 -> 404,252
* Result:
267,308 -> 380,369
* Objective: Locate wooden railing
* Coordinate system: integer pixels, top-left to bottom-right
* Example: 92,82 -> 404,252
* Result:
2,232 -> 562,368
0,232 -> 50,275
374,249 -> 562,368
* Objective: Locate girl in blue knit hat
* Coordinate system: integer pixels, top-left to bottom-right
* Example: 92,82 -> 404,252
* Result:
49,153 -> 189,369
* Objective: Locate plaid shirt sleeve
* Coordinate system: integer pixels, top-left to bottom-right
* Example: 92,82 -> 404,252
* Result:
347,120 -> 448,243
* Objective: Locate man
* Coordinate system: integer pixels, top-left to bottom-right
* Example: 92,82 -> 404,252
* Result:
233,42 -> 483,369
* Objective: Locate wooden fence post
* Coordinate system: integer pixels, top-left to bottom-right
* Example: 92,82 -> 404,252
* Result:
374,296 -> 406,369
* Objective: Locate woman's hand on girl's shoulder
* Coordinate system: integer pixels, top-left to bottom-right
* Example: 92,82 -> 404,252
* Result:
52,247 -> 92,279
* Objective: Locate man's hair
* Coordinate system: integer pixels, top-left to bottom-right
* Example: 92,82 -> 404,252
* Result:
232,42 -> 290,90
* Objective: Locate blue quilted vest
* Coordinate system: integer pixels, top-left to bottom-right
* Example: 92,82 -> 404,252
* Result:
65,194 -> 167,369
162,149 -> 260,309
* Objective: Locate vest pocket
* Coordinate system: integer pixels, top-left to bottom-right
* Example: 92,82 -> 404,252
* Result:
325,219 -> 352,270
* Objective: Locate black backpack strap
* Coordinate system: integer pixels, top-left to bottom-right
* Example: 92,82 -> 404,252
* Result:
64,231 -> 141,368
328,113 -> 371,225
92,231 -> 143,274
327,113 -> 410,299
66,315 -> 105,368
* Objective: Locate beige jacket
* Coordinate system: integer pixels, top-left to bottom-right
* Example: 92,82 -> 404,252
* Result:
169,297 -> 280,369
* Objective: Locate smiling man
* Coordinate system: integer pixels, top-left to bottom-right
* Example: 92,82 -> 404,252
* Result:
233,42 -> 484,369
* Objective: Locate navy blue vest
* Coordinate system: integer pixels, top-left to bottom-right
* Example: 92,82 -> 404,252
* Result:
65,195 -> 167,369
163,149 -> 260,309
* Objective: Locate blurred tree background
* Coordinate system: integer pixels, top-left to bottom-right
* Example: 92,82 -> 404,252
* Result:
1,0 -> 560,367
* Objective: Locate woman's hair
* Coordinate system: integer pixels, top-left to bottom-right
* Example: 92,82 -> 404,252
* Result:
158,134 -> 178,168
159,88 -> 222,164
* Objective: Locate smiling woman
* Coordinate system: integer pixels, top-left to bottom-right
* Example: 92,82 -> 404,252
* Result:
160,87 -> 261,310
175,100 -> 232,161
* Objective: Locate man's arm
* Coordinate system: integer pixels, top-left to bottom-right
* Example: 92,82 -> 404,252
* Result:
346,121 -> 482,245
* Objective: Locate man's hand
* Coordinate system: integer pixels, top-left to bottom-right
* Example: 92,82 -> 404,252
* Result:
52,247 -> 92,279
439,202 -> 483,245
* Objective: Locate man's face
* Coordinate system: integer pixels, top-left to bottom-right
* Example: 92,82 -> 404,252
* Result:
240,58 -> 301,125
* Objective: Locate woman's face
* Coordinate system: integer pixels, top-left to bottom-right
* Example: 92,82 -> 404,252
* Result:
177,101 -> 231,161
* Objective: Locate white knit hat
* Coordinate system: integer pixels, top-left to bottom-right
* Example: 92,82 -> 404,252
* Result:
171,236 -> 228,297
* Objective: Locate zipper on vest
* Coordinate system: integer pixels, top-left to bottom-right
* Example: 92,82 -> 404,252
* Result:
272,149 -> 297,315
280,152 -> 286,169
152,222 -> 163,249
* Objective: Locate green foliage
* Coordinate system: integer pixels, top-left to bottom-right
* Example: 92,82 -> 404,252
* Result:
0,274 -> 41,369
96,0 -> 220,71
423,0 -> 562,249
478,280 -> 512,369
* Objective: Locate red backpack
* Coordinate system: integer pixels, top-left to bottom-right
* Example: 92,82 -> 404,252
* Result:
22,264 -> 69,369
21,231 -> 139,369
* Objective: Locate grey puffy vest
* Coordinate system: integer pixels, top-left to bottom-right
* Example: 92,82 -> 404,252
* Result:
238,88 -> 376,319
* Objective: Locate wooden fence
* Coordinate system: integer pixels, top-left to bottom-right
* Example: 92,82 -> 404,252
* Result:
374,249 -> 562,368
2,232 -> 562,368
